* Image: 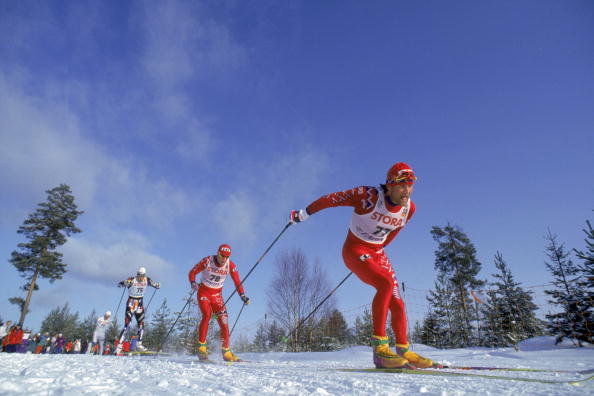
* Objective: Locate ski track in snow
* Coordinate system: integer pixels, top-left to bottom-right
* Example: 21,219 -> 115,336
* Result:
0,338 -> 593,395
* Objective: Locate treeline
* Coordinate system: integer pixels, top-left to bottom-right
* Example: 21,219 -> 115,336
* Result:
415,221 -> 593,349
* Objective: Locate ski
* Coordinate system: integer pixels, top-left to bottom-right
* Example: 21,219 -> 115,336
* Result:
338,368 -> 594,385
436,365 -> 594,375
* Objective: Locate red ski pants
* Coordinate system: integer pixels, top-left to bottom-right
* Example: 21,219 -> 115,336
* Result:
342,242 -> 408,344
197,285 -> 230,348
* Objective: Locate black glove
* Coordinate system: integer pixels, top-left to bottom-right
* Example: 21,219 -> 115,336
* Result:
191,281 -> 199,291
118,281 -> 126,288
240,293 -> 250,305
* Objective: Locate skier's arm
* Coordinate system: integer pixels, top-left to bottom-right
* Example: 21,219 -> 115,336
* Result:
188,257 -> 208,288
148,277 -> 160,289
229,262 -> 246,297
118,277 -> 133,288
307,186 -> 377,215
290,186 -> 374,224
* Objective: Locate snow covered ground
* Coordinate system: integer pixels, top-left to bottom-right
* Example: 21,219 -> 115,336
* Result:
0,337 -> 592,395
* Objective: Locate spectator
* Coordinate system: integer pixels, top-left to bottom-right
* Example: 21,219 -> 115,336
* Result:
73,339 -> 81,354
130,336 -> 138,352
65,340 -> 73,354
55,334 -> 65,354
5,324 -> 24,353
50,334 -> 58,354
0,321 -> 12,352
35,333 -> 44,354
44,333 -> 51,354
20,332 -> 31,353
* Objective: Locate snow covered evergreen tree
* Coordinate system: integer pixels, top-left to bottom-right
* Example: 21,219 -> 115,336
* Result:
78,309 -> 98,343
144,299 -> 174,351
40,303 -> 80,340
425,273 -> 458,348
544,231 -> 585,346
481,252 -> 542,348
267,320 -> 286,351
252,322 -> 268,352
431,224 -> 485,347
353,308 -> 373,346
573,220 -> 594,343
175,295 -> 199,354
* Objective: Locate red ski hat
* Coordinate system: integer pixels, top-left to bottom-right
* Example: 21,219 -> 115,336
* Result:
386,162 -> 417,185
218,244 -> 232,257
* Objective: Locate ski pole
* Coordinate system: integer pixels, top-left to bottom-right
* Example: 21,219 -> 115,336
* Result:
224,222 -> 292,305
145,288 -> 158,311
288,271 -> 353,341
157,290 -> 195,353
229,301 -> 247,337
114,287 -> 126,319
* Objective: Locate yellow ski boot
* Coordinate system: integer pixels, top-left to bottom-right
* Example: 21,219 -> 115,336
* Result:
372,336 -> 412,369
222,347 -> 241,362
396,343 -> 434,368
197,342 -> 209,361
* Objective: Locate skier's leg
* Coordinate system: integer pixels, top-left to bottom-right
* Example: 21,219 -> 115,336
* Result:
342,244 -> 394,336
197,293 -> 212,360
135,300 -> 146,351
342,243 -> 409,369
116,300 -> 133,354
209,291 -> 239,361
98,338 -> 104,356
198,296 -> 212,344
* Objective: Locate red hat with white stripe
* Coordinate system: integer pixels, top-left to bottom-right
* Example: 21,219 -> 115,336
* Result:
218,244 -> 232,257
386,162 -> 417,185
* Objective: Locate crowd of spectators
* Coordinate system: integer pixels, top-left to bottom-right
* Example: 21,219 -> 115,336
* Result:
0,320 -> 138,355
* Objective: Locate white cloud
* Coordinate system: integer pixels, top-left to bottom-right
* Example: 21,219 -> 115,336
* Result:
61,235 -> 173,285
211,146 -> 330,242
213,192 -> 258,242
0,71 -> 194,229
139,1 -> 247,90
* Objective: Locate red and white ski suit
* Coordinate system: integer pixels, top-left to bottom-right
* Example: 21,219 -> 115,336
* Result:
306,185 -> 415,344
188,256 -> 245,348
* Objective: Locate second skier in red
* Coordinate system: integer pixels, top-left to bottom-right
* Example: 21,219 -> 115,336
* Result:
189,243 -> 250,362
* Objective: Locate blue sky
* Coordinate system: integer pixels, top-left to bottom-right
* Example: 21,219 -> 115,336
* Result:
1,1 -> 593,338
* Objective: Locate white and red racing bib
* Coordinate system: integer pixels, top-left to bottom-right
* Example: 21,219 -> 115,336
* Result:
128,277 -> 148,298
200,256 -> 229,289
349,187 -> 410,245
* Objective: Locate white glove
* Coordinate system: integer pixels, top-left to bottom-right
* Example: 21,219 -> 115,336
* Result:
289,209 -> 309,224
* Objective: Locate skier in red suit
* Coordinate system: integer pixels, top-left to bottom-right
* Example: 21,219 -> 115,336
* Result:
188,243 -> 250,362
290,162 -> 433,368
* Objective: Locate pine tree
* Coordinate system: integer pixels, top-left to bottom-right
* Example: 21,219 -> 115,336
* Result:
419,311 -> 442,347
410,321 -> 423,344
9,184 -> 83,326
543,231 -> 584,345
267,320 -> 286,351
252,322 -> 268,352
426,273 -> 457,348
40,303 -> 80,340
175,295 -> 199,354
353,307 -> 373,346
431,224 -> 485,346
78,309 -> 98,343
573,220 -> 594,343
144,299 -> 173,351
487,252 -> 542,347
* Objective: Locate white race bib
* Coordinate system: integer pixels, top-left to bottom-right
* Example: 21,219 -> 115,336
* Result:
349,187 -> 410,244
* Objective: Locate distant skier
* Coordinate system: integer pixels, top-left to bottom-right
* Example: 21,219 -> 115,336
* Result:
289,162 -> 433,369
188,244 -> 250,362
115,267 -> 160,354
92,311 -> 111,355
